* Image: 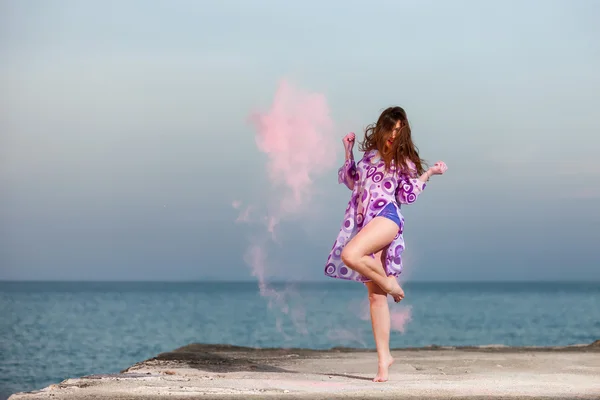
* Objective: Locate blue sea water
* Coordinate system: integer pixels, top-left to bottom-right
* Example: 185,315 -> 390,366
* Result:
1,281 -> 599,398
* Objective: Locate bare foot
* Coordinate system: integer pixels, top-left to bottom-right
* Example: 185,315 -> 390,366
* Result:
384,277 -> 404,303
373,353 -> 395,382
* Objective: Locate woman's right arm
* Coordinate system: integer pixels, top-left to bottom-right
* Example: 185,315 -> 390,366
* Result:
338,158 -> 357,190
338,132 -> 357,190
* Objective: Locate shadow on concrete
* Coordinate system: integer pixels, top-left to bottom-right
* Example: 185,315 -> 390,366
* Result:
144,349 -> 295,374
320,373 -> 373,381
123,343 -> 378,381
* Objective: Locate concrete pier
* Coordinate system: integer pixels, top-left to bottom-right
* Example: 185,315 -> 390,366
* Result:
9,341 -> 600,399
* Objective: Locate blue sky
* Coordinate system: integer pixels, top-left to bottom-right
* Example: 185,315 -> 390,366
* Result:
1,0 -> 599,281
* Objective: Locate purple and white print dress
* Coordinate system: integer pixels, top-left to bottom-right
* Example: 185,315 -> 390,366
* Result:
324,150 -> 426,283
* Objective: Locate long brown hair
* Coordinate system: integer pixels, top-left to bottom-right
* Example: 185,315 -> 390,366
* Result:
359,106 -> 426,176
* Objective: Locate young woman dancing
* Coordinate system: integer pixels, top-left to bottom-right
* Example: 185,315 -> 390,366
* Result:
324,106 -> 447,382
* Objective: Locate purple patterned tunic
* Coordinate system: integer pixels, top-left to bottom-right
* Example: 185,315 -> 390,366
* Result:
324,150 -> 426,282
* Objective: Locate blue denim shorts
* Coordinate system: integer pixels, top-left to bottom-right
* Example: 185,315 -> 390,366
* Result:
376,202 -> 401,228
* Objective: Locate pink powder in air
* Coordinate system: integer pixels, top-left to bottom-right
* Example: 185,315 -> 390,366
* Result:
359,297 -> 412,333
235,79 -> 336,338
390,307 -> 412,333
249,79 -> 336,215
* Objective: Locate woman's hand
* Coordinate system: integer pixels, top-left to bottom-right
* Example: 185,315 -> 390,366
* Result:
342,132 -> 355,156
428,161 -> 448,176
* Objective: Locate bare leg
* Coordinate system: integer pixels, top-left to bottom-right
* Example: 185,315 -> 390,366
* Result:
341,217 -> 404,302
366,279 -> 395,382
366,250 -> 399,382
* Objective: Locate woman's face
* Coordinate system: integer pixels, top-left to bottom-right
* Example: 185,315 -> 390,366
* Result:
385,120 -> 402,149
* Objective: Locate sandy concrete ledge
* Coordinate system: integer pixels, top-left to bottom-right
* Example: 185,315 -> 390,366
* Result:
9,341 -> 600,399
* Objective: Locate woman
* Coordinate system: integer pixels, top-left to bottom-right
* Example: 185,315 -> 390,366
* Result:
324,106 -> 447,382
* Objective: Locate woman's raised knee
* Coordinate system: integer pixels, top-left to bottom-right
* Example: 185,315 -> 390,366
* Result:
340,246 -> 360,268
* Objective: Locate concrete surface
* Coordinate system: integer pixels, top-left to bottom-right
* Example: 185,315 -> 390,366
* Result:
9,341 -> 600,399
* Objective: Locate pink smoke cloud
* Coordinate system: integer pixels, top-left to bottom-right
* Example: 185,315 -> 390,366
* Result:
237,79 -> 336,338
244,244 -> 287,312
359,298 -> 412,333
265,215 -> 279,240
390,307 -> 412,333
235,205 -> 254,223
249,79 -> 336,216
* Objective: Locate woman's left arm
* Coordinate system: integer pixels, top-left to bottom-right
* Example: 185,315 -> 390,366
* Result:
395,161 -> 447,204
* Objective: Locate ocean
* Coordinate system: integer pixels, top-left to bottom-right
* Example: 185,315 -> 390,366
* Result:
1,281 -> 599,398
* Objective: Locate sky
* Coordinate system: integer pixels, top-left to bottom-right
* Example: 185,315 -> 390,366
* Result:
1,0 -> 599,282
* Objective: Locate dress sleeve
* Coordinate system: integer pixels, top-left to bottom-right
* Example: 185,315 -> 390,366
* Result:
395,176 -> 426,204
338,158 -> 358,190
395,159 -> 426,204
